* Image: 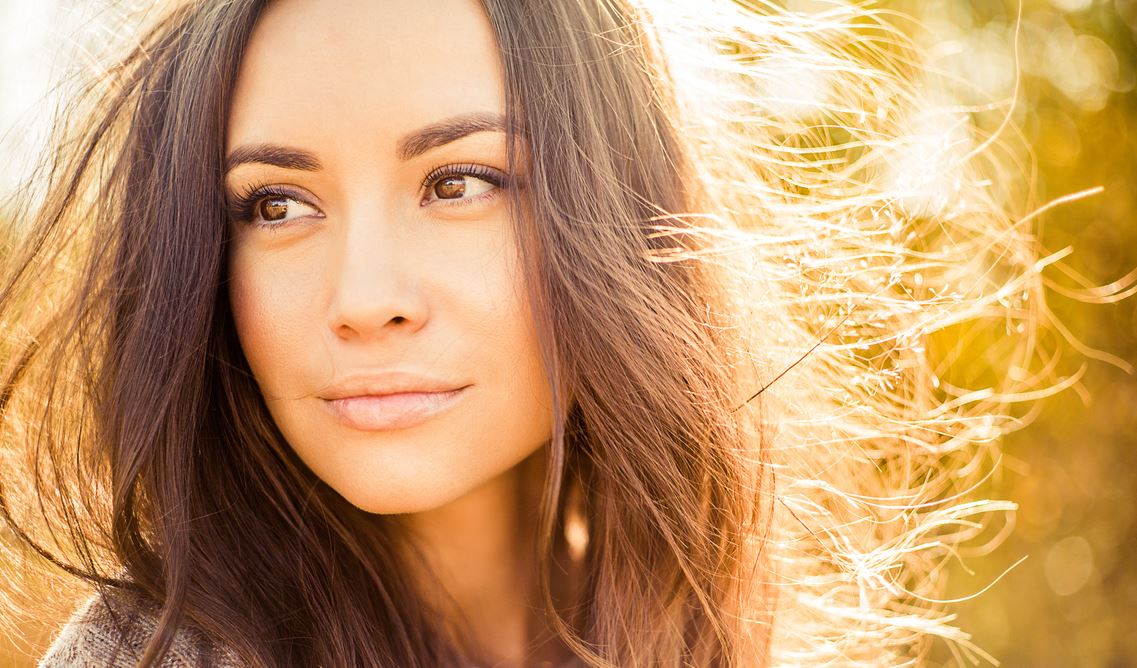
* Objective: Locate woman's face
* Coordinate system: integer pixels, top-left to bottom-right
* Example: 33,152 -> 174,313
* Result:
224,0 -> 553,514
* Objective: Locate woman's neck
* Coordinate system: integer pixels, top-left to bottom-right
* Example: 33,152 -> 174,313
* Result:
395,447 -> 574,666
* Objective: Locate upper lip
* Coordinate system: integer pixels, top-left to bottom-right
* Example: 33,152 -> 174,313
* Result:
318,369 -> 469,400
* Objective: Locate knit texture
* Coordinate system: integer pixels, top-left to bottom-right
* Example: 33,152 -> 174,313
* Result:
37,588 -> 590,667
38,589 -> 244,668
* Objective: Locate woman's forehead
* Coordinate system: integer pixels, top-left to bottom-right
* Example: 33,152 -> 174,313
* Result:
226,0 -> 505,157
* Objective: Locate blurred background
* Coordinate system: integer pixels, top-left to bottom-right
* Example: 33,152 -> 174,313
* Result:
880,1 -> 1137,665
0,0 -> 1134,666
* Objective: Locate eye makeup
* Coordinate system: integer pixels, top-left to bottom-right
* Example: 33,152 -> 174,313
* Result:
225,162 -> 513,229
226,182 -> 317,226
418,162 -> 513,210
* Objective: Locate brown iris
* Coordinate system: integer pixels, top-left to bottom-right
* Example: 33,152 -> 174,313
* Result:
258,196 -> 290,221
433,176 -> 466,199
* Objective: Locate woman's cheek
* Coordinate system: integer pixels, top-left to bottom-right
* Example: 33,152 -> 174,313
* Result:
228,248 -> 312,393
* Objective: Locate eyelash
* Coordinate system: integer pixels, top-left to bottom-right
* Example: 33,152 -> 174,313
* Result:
419,162 -> 508,205
226,162 -> 509,228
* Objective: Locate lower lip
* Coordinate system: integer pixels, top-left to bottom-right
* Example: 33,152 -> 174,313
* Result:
323,387 -> 468,431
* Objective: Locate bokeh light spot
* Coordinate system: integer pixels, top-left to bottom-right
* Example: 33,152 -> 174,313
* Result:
1044,535 -> 1095,596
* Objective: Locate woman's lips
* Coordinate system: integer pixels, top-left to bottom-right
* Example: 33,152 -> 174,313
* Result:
322,387 -> 468,431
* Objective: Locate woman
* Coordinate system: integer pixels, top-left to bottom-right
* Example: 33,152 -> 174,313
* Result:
0,0 -> 1051,666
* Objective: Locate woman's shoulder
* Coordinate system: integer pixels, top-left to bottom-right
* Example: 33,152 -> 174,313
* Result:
38,587 -> 244,667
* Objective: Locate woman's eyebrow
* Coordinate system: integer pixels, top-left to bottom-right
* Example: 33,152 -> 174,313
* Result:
395,111 -> 508,161
224,112 -> 510,176
225,144 -> 321,174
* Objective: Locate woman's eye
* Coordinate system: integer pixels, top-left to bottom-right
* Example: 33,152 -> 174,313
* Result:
259,194 -> 320,222
250,194 -> 320,225
428,175 -> 495,201
425,174 -> 498,203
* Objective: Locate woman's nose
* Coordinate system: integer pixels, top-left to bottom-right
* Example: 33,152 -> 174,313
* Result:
325,210 -> 429,342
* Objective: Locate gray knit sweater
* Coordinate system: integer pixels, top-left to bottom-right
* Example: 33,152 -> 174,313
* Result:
39,590 -> 585,667
38,589 -> 243,667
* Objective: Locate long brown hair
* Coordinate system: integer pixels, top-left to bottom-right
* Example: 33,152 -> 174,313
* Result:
1,0 -> 768,665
